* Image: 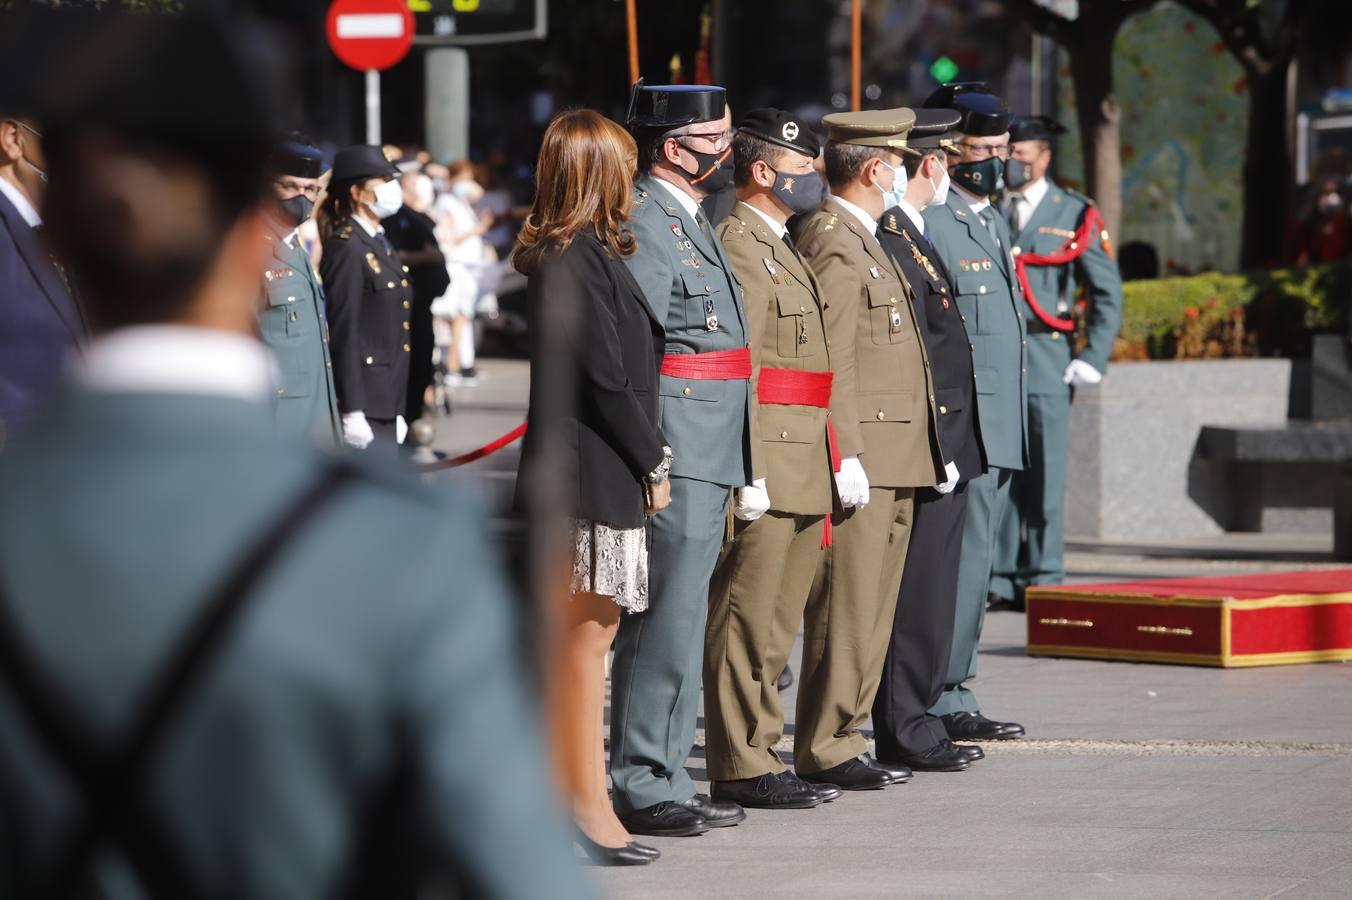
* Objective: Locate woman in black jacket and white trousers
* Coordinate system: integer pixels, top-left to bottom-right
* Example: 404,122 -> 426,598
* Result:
514,109 -> 670,867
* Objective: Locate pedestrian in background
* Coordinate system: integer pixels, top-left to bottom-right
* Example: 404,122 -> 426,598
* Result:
515,108 -> 671,867
432,160 -> 493,386
317,145 -> 415,455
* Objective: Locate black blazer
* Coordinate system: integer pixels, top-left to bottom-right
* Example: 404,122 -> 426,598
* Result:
0,191 -> 85,435
320,216 -> 415,420
516,234 -> 666,529
878,207 -> 987,482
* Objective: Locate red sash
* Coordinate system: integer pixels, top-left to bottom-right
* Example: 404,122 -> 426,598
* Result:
757,366 -> 840,547
1012,204 -> 1106,333
660,347 -> 753,380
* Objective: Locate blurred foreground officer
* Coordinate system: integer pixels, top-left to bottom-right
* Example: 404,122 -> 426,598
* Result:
0,12 -> 593,900
989,116 -> 1123,611
609,81 -> 752,837
0,107 -> 86,445
921,83 -> 1027,741
318,145 -> 414,455
871,109 -> 987,773
794,109 -> 943,792
705,109 -> 838,810
259,136 -> 341,446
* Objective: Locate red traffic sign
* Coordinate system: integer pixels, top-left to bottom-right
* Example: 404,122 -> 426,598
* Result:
326,0 -> 415,72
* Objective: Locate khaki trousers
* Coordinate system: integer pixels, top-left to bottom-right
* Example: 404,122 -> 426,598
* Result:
704,511 -> 826,781
795,486 -> 914,773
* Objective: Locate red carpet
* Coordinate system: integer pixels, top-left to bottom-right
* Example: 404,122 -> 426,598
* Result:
1026,569 -> 1352,668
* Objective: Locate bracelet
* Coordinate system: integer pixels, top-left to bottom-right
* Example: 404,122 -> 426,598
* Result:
645,446 -> 673,485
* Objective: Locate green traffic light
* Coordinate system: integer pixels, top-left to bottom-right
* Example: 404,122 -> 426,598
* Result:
930,56 -> 959,83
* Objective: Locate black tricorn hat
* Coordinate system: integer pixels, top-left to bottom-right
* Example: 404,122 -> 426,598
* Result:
625,78 -> 726,131
736,107 -> 821,159
330,144 -> 400,185
923,82 -> 1010,138
270,135 -> 325,179
1010,115 -> 1069,144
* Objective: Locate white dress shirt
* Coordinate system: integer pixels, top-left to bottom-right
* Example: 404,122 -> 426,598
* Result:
898,199 -> 927,236
352,214 -> 385,239
1008,176 -> 1049,232
0,176 -> 42,228
653,176 -> 702,221
952,184 -> 990,216
832,195 -> 879,236
742,202 -> 787,240
77,326 -> 276,400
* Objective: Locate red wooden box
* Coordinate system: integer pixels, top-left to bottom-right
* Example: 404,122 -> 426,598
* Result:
1026,569 -> 1352,667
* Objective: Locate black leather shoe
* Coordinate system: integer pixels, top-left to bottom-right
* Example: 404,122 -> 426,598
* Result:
575,830 -> 658,866
618,801 -> 710,837
678,792 -> 747,826
777,665 -> 794,692
883,742 -> 972,772
797,772 -> 841,803
863,753 -> 913,784
711,772 -> 821,809
951,741 -> 984,761
940,711 -> 1025,741
799,756 -> 892,791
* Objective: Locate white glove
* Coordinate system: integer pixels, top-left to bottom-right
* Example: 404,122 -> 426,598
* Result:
396,415 -> 408,445
835,456 -> 871,509
936,461 -> 960,495
1063,359 -> 1103,386
341,411 -> 375,450
734,478 -> 772,521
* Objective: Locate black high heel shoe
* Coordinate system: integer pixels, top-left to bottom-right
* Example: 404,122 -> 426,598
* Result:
574,828 -> 659,866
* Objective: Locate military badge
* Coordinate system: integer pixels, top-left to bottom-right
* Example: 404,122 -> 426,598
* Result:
909,243 -> 938,281
671,223 -> 683,236
868,265 -> 882,279
263,266 -> 295,282
706,315 -> 719,331
365,252 -> 382,274
982,259 -> 992,271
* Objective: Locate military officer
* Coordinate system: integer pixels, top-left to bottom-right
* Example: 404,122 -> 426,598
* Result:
258,137 -> 341,447
871,108 -> 988,773
793,108 -> 943,792
318,145 -> 415,455
609,81 -> 752,837
704,108 -> 839,811
990,115 -> 1124,611
920,83 -> 1027,741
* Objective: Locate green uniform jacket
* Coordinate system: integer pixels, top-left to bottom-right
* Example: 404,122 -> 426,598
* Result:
258,225 -> 341,446
625,174 -> 753,488
923,191 -> 1029,471
718,201 -> 834,515
0,389 -> 592,900
1001,181 -> 1123,394
797,197 -> 944,488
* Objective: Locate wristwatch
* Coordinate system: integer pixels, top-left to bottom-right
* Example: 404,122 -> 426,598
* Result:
645,446 -> 673,485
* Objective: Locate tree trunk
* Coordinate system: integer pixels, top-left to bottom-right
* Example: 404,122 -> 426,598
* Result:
1065,28 -> 1123,240
1239,61 -> 1292,270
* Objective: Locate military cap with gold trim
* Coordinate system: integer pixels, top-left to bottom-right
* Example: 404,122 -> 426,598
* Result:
908,107 -> 962,155
821,107 -> 918,155
923,82 -> 1010,137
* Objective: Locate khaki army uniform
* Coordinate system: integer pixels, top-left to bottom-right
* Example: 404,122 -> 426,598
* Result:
705,201 -> 835,781
794,196 -> 944,773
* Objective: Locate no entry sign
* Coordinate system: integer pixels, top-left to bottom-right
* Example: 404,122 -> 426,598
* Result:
326,0 -> 415,72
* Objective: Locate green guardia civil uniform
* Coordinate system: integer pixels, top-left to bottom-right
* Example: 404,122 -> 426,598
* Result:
991,179 -> 1122,603
258,222 -> 342,447
608,173 -> 754,813
922,185 -> 1029,717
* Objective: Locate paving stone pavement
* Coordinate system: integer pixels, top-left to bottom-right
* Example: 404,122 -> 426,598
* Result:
435,360 -> 1352,900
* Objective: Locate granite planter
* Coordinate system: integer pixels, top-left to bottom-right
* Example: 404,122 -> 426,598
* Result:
1065,359 -> 1294,540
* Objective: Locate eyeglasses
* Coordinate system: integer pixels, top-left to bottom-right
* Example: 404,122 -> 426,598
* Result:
275,179 -> 321,198
677,128 -> 734,151
957,140 -> 1009,160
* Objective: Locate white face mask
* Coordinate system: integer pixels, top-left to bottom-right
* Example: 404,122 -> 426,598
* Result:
875,160 -> 907,211
928,168 -> 951,209
413,174 -> 435,209
370,179 -> 404,218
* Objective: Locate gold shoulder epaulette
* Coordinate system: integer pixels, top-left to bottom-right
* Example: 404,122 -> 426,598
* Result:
883,212 -> 902,234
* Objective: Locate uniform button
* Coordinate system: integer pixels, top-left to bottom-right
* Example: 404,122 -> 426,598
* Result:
403,301 -> 410,309
800,305 -> 807,313
683,387 -> 692,396
1011,246 -> 1021,256
780,430 -> 789,439
402,265 -> 410,272
1022,339 -> 1028,346
286,296 -> 296,303
276,388 -> 284,397
387,281 -> 396,289
401,279 -> 409,287
326,361 -> 332,368
403,343 -> 411,352
940,405 -> 949,414
890,297 -> 897,304
970,343 -> 975,351
1070,241 -> 1079,250
876,410 -> 885,420
365,356 -> 373,365
705,285 -> 712,293
1051,332 -> 1061,341
929,394 -> 935,402
979,285 -> 987,294
1022,367 -> 1028,374
403,321 -> 410,331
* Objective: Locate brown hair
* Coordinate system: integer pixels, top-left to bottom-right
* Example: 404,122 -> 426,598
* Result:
316,177 -> 379,243
514,109 -> 637,274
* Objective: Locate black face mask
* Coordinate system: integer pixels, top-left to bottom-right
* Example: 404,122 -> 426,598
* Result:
678,143 -> 734,196
951,157 -> 1004,198
1004,159 -> 1035,191
277,194 -> 314,227
768,167 -> 826,216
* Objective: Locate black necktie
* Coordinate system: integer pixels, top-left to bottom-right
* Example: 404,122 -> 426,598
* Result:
1007,196 -> 1024,242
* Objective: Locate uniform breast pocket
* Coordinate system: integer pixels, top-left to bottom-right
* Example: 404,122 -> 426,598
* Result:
681,270 -> 721,332
775,290 -> 821,357
954,271 -> 1003,335
866,282 -> 910,346
263,278 -> 311,340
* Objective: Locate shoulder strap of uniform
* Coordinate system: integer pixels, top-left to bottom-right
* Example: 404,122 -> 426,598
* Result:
0,460 -> 358,900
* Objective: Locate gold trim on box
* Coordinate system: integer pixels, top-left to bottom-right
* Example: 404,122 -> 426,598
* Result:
1027,587 -> 1352,612
1039,617 -> 1094,628
1136,625 -> 1194,636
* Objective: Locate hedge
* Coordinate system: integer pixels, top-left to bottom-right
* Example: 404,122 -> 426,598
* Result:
1114,259 -> 1352,360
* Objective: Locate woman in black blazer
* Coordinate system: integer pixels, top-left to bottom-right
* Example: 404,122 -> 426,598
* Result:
514,110 -> 669,867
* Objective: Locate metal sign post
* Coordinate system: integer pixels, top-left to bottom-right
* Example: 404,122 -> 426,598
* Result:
365,68 -> 381,145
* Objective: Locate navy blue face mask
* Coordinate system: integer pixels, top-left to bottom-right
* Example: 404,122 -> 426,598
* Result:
768,167 -> 826,215
1004,158 -> 1035,191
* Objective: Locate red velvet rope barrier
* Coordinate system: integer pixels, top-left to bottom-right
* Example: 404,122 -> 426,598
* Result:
409,422 -> 528,473
1012,205 -> 1105,333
